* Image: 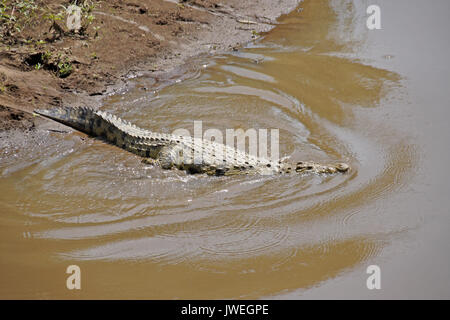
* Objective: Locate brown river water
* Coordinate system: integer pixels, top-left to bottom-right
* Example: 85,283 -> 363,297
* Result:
1,0 -> 449,299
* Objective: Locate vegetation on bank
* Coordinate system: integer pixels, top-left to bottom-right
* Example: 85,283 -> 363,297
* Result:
1,0 -> 98,78
1,0 -> 97,40
0,0 -> 275,131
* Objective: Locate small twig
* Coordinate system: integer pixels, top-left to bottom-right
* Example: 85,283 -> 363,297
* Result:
47,129 -> 70,134
236,19 -> 257,25
10,6 -> 15,21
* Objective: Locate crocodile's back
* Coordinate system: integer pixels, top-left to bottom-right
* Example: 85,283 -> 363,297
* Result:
157,135 -> 278,175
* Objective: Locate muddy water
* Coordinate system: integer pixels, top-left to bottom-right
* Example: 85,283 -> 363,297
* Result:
1,0 -> 449,299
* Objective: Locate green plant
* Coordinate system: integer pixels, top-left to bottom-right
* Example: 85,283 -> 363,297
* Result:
42,50 -> 52,61
1,0 -> 12,21
1,0 -> 39,34
57,61 -> 72,78
15,0 -> 37,17
80,1 -> 96,33
43,11 -> 64,22
93,25 -> 100,38
34,62 -> 42,70
1,1 -> 15,34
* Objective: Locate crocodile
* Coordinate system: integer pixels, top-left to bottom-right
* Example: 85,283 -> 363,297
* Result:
34,106 -> 350,176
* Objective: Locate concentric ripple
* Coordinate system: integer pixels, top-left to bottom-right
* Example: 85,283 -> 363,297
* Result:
0,0 -> 416,299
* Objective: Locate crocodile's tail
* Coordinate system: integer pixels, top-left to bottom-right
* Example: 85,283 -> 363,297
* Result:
35,106 -> 101,135
34,106 -> 155,156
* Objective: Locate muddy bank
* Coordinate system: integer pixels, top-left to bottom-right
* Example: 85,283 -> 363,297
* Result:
0,0 -> 299,130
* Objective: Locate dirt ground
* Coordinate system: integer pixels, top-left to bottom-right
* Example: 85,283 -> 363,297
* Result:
0,0 -> 299,130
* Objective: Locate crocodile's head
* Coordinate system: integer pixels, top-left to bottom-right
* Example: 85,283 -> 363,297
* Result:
295,161 -> 350,174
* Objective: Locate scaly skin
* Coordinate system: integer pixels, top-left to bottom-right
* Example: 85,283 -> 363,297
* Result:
34,107 -> 350,176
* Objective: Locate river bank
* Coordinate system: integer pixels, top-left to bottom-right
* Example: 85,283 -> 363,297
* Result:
0,0 -> 299,130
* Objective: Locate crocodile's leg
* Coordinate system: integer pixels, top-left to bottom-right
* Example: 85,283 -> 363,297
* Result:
157,144 -> 178,170
157,143 -> 202,173
141,158 -> 159,166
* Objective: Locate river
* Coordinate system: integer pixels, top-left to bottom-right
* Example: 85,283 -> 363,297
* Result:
1,0 -> 449,299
